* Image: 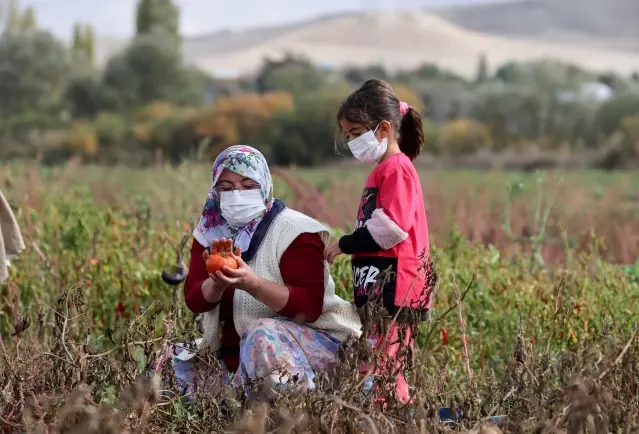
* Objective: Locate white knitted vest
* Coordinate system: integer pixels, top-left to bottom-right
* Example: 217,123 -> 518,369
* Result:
200,208 -> 363,352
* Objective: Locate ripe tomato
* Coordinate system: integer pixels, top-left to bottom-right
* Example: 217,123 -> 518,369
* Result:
206,253 -> 238,275
441,328 -> 449,346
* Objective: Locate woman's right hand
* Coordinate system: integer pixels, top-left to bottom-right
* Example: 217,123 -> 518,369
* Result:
200,238 -> 240,303
201,275 -> 226,303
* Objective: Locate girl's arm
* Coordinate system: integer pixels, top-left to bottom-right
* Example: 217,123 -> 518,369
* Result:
339,164 -> 417,254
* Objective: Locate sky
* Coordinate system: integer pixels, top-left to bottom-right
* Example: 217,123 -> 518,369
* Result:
19,0 -> 493,40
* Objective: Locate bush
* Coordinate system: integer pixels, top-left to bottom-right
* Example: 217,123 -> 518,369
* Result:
437,118 -> 492,155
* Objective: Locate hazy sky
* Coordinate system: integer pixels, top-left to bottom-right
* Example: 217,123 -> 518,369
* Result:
21,0 -> 492,40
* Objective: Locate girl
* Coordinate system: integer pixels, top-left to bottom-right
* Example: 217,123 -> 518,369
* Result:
325,79 -> 433,404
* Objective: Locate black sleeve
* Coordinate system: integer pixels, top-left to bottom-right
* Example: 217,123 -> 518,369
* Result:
338,226 -> 383,255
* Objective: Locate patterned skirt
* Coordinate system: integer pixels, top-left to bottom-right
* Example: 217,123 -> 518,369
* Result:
171,318 -> 342,401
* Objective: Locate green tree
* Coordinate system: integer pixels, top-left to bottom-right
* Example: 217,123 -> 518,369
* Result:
71,23 -> 95,67
19,5 -> 35,31
475,52 -> 489,84
101,32 -> 205,110
260,89 -> 347,166
3,0 -> 37,36
344,65 -> 391,84
494,61 -> 519,83
0,30 -> 71,119
135,0 -> 180,45
256,54 -> 333,98
84,25 -> 95,66
593,93 -> 639,139
64,75 -> 120,118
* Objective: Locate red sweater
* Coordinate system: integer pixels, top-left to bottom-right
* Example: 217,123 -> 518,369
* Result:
183,233 -> 326,372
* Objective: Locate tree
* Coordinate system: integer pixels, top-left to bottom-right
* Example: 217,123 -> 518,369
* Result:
0,30 -> 71,119
469,82 -> 537,149
71,23 -> 95,67
438,119 -> 492,155
135,0 -> 180,45
475,53 -> 489,84
344,65 -> 391,84
494,61 -> 519,83
64,75 -> 120,118
84,25 -> 95,66
195,91 -> 294,157
3,0 -> 37,36
390,83 -> 424,113
593,94 -> 639,139
19,5 -> 35,32
260,89 -> 346,166
255,54 -> 333,98
102,32 -> 205,110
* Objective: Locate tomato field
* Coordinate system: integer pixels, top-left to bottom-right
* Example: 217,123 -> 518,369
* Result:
1,162 -> 638,433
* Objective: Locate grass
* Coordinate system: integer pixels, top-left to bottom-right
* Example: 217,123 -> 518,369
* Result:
1,161 -> 638,433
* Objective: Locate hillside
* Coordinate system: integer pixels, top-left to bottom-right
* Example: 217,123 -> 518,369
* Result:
95,10 -> 639,79
435,0 -> 639,45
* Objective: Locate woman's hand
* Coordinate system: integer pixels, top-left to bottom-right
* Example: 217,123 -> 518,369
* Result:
200,238 -> 242,303
324,243 -> 343,264
205,238 -> 290,313
214,254 -> 261,294
200,275 -> 226,303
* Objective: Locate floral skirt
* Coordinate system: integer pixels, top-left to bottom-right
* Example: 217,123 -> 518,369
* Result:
171,318 -> 342,401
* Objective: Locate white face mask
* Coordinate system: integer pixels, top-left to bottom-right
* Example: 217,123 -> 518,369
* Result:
347,124 -> 388,164
220,189 -> 267,228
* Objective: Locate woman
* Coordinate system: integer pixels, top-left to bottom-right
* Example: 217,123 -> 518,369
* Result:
174,145 -> 362,400
0,190 -> 25,284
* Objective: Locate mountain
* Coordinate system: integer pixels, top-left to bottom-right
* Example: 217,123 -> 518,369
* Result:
435,0 -> 639,48
94,9 -> 639,79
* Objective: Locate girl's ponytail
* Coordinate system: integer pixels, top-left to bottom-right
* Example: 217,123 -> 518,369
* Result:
398,106 -> 424,161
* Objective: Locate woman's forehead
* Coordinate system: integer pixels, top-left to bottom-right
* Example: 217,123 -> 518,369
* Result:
216,168 -> 255,184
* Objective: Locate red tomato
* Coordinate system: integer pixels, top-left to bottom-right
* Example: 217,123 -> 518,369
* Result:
441,328 -> 449,346
206,253 -> 238,274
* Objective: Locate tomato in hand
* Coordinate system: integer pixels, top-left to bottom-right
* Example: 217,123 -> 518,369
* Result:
206,253 -> 238,275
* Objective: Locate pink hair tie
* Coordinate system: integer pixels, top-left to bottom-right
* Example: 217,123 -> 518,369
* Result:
399,101 -> 409,115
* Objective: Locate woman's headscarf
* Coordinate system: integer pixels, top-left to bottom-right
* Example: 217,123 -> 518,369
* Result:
193,145 -> 275,254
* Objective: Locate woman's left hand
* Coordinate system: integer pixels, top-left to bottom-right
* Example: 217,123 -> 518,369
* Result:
214,254 -> 261,293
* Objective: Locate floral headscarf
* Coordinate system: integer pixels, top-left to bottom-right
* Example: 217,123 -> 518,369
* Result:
193,145 -> 274,253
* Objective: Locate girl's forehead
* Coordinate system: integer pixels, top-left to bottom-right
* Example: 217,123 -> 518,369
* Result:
339,119 -> 366,132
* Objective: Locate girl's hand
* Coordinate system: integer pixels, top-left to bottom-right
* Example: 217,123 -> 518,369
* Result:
324,243 -> 343,264
213,254 -> 261,294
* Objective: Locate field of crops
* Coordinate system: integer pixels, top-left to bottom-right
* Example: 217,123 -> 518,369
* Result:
1,161 -> 638,433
